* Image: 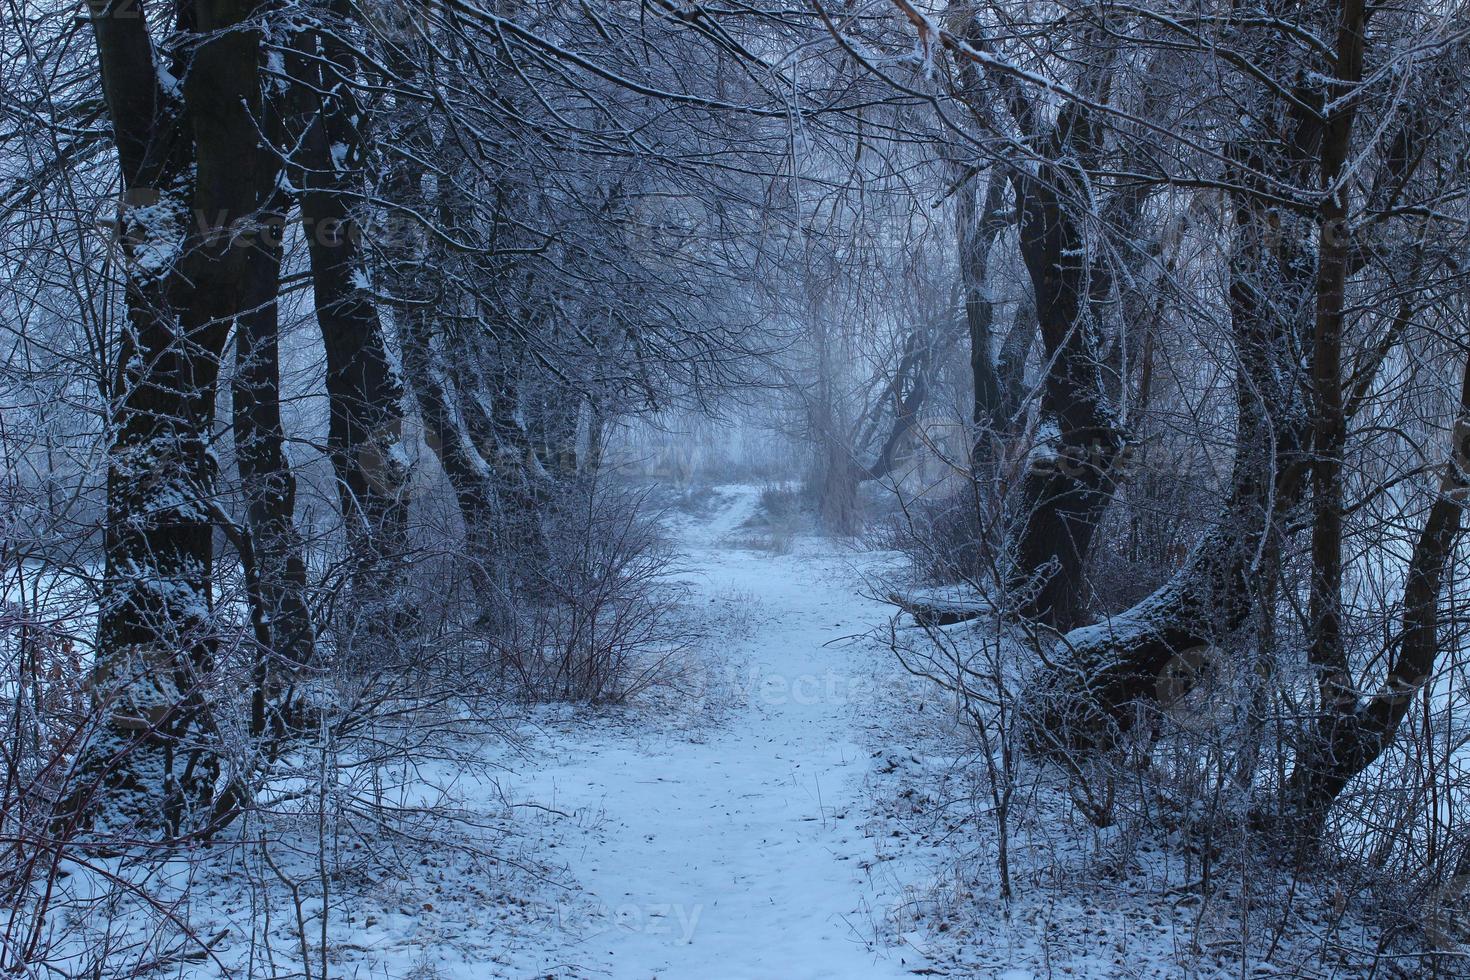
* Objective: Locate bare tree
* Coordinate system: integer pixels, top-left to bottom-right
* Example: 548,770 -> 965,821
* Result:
873,0 -> 1470,852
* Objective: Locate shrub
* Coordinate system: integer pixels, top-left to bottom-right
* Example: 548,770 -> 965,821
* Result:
493,481 -> 686,702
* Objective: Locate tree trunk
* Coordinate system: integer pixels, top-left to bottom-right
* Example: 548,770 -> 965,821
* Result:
1022,130 -> 1316,753
1006,114 -> 1129,631
232,188 -> 314,741
86,0 -> 276,836
290,8 -> 412,631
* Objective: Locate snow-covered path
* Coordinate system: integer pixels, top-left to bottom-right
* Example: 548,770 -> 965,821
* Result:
505,487 -> 924,978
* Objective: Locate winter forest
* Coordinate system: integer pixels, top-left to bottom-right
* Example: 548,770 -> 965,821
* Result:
3,0 -> 1470,976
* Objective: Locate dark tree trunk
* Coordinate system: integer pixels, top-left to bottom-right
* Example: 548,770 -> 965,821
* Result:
232,188 -> 314,741
86,0 -> 278,836
1302,0 -> 1368,783
289,8 -> 412,628
1006,108 -> 1129,632
937,6 -> 1124,627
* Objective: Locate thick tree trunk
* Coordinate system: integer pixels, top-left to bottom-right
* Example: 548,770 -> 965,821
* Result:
86,0 -> 276,836
937,5 -> 1122,627
85,0 -> 202,836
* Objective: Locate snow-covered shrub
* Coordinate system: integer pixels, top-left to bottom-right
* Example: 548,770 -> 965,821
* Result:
876,487 -> 999,587
0,603 -> 192,975
493,481 -> 686,702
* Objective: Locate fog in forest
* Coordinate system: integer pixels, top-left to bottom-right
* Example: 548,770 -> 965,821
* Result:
2,1 -> 1469,976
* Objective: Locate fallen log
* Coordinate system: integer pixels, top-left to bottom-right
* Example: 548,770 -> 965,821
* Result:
887,592 -> 988,628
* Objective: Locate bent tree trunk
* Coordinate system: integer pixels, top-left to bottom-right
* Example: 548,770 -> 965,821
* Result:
86,0 -> 275,836
1019,0 -> 1390,759
1023,153 -> 1314,754
1284,351 -> 1470,835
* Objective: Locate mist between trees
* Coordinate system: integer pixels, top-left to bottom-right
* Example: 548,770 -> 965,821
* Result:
2,0 -> 1470,975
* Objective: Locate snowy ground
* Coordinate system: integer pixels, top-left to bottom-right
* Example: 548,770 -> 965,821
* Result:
37,484 -> 942,979
480,485 -> 1404,978
494,484 -> 940,978
33,484 -> 1413,977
